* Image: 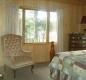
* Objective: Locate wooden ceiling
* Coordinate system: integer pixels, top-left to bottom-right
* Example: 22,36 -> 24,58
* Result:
13,0 -> 86,5
46,0 -> 86,5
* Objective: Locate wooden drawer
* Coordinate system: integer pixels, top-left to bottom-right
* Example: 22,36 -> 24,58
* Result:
69,34 -> 86,51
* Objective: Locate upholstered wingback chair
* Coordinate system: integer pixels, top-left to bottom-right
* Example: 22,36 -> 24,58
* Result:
1,34 -> 34,79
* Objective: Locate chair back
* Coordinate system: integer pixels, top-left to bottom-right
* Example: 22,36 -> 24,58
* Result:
1,34 -> 22,57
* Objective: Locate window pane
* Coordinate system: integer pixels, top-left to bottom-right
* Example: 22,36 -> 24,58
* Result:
49,12 -> 58,42
25,10 -> 47,43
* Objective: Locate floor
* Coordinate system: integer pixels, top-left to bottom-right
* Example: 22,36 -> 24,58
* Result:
4,62 -> 52,80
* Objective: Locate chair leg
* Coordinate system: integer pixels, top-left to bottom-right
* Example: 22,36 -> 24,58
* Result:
31,65 -> 34,73
13,69 -> 16,79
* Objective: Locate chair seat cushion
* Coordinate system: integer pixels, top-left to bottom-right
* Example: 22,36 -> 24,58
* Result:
13,56 -> 34,67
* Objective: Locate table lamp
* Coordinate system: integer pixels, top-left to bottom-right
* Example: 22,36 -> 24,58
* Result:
80,16 -> 86,31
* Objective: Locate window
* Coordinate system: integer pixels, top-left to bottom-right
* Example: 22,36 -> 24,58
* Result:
19,9 -> 58,43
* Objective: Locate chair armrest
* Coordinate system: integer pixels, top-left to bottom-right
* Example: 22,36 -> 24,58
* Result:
21,50 -> 32,57
4,55 -> 14,66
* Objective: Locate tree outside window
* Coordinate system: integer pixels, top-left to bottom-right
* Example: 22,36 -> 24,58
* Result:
19,9 -> 58,43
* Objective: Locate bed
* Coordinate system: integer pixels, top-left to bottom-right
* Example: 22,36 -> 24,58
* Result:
49,50 -> 86,80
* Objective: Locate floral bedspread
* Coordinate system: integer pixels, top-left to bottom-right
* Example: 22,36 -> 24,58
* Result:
49,50 -> 86,80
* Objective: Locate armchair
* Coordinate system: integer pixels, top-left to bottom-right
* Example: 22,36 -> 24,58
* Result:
1,34 -> 34,79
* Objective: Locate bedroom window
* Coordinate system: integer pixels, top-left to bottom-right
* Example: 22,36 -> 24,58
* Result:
19,9 -> 58,43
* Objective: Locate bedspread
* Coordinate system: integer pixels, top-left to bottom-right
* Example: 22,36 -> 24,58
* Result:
49,50 -> 86,80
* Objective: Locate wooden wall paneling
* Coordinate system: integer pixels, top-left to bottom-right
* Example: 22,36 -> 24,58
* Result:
13,0 -> 83,60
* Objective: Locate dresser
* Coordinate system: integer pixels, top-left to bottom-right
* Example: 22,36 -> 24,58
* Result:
69,33 -> 86,51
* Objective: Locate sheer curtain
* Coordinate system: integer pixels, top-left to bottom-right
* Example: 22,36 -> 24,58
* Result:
0,2 -> 6,72
57,9 -> 64,53
6,4 -> 21,35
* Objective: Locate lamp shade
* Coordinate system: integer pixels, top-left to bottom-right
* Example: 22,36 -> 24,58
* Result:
80,16 -> 86,24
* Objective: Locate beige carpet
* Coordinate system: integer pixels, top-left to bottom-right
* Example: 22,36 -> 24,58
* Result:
4,62 -> 51,80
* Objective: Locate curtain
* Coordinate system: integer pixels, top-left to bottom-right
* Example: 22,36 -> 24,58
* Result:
0,2 -> 6,68
6,4 -> 21,35
57,10 -> 64,53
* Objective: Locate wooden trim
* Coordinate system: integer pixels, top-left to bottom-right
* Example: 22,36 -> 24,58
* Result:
19,6 -> 57,12
24,42 -> 51,45
46,12 -> 50,42
22,9 -> 25,43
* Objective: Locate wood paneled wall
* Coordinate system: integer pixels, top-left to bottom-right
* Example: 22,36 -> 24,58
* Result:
22,43 -> 51,63
0,0 -> 85,64
13,0 -> 83,62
